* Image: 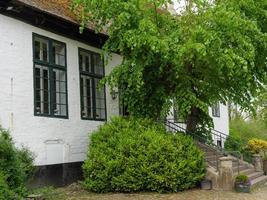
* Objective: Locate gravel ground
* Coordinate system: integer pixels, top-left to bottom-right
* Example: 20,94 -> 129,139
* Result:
59,183 -> 267,200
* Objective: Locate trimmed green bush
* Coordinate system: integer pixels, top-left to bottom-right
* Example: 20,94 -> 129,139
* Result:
83,117 -> 205,193
0,126 -> 35,197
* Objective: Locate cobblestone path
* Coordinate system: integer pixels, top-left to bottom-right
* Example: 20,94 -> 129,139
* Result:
62,183 -> 267,200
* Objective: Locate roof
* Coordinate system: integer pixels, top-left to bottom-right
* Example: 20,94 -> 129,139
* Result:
16,0 -> 97,32
17,0 -> 76,22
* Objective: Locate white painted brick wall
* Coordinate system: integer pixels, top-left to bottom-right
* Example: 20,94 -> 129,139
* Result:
0,14 -> 121,166
209,104 -> 229,135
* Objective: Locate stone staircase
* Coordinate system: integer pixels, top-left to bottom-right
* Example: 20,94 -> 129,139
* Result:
164,120 -> 267,190
198,142 -> 267,189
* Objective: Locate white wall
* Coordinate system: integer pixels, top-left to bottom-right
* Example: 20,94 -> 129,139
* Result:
0,14 -> 121,166
209,103 -> 229,135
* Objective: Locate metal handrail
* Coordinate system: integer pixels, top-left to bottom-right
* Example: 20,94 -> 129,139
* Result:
166,118 -> 241,151
163,119 -> 242,173
165,120 -> 222,148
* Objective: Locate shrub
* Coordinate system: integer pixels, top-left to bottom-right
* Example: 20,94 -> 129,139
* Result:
246,138 -> 267,154
83,117 -> 205,193
17,147 -> 36,181
224,128 -> 243,152
230,118 -> 267,142
0,173 -> 14,200
0,126 -> 35,197
225,126 -> 256,163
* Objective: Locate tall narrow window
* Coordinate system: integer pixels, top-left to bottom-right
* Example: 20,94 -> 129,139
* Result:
173,99 -> 184,123
212,102 -> 220,117
79,48 -> 106,120
33,34 -> 68,118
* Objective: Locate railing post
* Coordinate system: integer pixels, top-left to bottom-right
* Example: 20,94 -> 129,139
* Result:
219,156 -> 234,190
252,154 -> 263,172
216,152 -> 219,172
220,133 -> 222,148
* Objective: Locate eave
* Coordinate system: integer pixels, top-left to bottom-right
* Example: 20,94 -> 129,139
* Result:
0,0 -> 108,49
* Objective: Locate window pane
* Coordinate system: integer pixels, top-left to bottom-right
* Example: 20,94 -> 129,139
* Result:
53,104 -> 67,116
60,105 -> 67,116
52,69 -> 67,116
93,54 -> 104,75
81,75 -> 93,118
34,37 -> 49,62
53,69 -> 66,93
95,79 -> 105,98
95,79 -> 106,119
34,65 -> 50,115
96,99 -> 105,109
52,42 -> 66,66
79,51 -> 92,73
212,103 -> 220,117
96,109 -> 106,119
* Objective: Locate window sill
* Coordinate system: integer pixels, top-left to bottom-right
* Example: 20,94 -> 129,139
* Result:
34,113 -> 69,119
81,117 -> 106,122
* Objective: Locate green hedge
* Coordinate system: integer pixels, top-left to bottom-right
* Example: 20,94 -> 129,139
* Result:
83,117 -> 205,193
0,126 -> 35,198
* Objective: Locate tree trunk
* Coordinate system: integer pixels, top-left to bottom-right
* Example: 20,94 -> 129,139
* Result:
186,106 -> 200,133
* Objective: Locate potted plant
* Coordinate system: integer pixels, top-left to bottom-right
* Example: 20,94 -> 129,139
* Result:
234,174 -> 250,193
247,139 -> 267,171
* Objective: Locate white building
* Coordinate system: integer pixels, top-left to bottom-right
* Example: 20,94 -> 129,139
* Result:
0,0 -> 229,186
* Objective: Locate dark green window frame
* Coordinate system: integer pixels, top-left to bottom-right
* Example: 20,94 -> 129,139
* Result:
33,33 -> 68,119
79,48 -> 107,121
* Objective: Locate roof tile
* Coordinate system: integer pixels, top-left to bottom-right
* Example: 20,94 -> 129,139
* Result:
17,0 -> 78,22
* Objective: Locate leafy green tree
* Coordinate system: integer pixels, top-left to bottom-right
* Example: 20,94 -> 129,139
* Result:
72,0 -> 267,133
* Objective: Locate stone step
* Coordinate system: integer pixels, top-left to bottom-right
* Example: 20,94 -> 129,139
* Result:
233,165 -> 248,172
204,152 -> 222,157
250,175 -> 267,189
205,154 -> 218,159
232,161 -> 246,167
206,161 -> 218,169
206,160 -> 220,166
248,172 -> 264,181
205,158 -> 247,167
200,148 -> 217,153
205,155 -> 218,159
238,168 -> 255,175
